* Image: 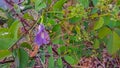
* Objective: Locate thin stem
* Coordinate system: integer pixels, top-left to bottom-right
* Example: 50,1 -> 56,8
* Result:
37,55 -> 45,68
9,19 -> 38,50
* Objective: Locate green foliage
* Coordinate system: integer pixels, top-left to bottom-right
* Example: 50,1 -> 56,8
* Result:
47,46 -> 53,54
27,60 -> 35,67
53,0 -> 67,10
107,31 -> 120,54
92,0 -> 99,6
93,39 -> 100,49
35,0 -> 46,12
0,28 -> 10,38
57,57 -> 63,68
103,16 -> 117,28
64,55 -> 75,64
0,63 -> 10,68
68,4 -> 87,19
17,48 -> 29,68
48,46 -> 54,68
9,20 -> 20,39
48,56 -> 54,68
0,50 -> 11,60
0,0 -> 120,67
94,17 -> 104,30
21,42 -> 32,50
0,38 -> 16,50
0,20 -> 20,50
78,0 -> 89,8
98,27 -> 111,39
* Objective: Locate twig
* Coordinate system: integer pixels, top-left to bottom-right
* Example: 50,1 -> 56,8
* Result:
0,60 -> 14,64
15,14 -> 30,27
9,19 -> 38,50
0,53 -> 50,64
37,55 -> 45,68
4,0 -> 14,6
95,57 -> 105,68
4,0 -> 30,27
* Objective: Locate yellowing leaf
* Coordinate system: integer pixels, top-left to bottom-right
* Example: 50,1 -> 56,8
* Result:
98,27 -> 111,39
93,39 -> 99,49
94,17 -> 104,30
75,25 -> 80,34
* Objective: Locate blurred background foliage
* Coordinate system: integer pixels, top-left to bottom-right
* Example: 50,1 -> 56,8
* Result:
0,0 -> 120,68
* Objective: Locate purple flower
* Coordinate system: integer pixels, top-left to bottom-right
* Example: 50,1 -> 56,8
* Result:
35,24 -> 50,46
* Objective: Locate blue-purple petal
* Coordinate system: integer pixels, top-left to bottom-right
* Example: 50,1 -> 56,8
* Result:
34,24 -> 50,46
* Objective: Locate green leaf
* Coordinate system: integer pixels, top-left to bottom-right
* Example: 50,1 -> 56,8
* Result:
92,0 -> 99,6
47,0 -> 52,5
23,5 -> 32,11
9,20 -> 20,39
23,13 -> 33,20
53,0 -> 67,10
0,50 -> 11,60
0,38 -> 16,50
39,3 -> 46,10
98,27 -> 111,39
18,48 -> 29,68
0,10 -> 7,19
35,0 -> 42,9
115,28 -> 120,36
93,39 -> 99,49
107,31 -> 120,54
103,16 -> 116,28
24,0 -> 30,5
57,57 -> 63,68
59,39 -> 64,45
94,17 -> 104,30
78,0 -> 89,8
21,42 -> 32,50
91,8 -> 98,14
112,32 -> 120,53
48,46 -> 52,54
117,0 -> 120,5
52,36 -> 64,45
48,56 -> 54,68
35,0 -> 46,11
27,60 -> 35,67
47,18 -> 56,25
0,63 -> 10,68
52,37 -> 60,44
69,17 -> 81,24
64,55 -> 75,64
57,47 -> 61,55
59,46 -> 66,54
52,24 -> 61,35
0,28 -> 10,38
75,25 -> 81,34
